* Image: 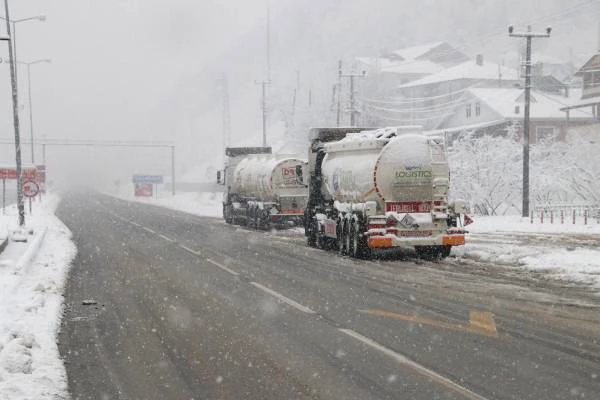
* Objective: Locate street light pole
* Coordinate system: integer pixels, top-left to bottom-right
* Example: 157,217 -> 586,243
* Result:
0,15 -> 46,96
509,25 -> 551,218
2,0 -> 25,226
21,59 -> 51,164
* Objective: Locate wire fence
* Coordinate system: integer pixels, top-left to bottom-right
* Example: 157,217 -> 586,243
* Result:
532,204 -> 600,224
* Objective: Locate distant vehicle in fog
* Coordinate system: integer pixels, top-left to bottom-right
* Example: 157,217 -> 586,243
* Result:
217,147 -> 308,229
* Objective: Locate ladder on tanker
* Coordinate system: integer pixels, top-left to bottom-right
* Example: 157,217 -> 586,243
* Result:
428,136 -> 449,215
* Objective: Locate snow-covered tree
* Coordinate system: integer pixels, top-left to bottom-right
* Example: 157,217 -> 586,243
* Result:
449,131 -> 600,215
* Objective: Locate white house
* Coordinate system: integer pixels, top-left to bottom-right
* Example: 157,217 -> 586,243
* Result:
438,88 -> 593,143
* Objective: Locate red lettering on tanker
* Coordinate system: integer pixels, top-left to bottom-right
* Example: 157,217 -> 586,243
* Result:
282,167 -> 296,177
386,201 -> 431,213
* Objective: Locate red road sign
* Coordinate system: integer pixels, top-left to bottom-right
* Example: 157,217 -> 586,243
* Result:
0,166 -> 41,181
134,183 -> 153,197
23,180 -> 40,198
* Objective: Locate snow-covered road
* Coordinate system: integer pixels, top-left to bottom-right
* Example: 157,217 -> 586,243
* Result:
118,191 -> 600,292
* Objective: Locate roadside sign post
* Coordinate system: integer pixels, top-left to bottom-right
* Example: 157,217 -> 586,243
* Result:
23,180 -> 40,214
132,175 -> 163,198
0,165 -> 41,215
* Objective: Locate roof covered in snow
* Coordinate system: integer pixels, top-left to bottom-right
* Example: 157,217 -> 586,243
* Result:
357,42 -> 467,76
381,60 -> 444,75
399,60 -> 520,88
468,88 -> 592,120
388,41 -> 445,61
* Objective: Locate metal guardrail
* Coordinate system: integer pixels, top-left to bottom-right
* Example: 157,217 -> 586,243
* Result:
531,204 -> 600,224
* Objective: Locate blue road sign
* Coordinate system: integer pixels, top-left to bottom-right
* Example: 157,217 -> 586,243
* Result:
132,174 -> 164,184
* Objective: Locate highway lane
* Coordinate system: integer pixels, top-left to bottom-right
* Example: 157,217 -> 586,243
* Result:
58,192 -> 600,399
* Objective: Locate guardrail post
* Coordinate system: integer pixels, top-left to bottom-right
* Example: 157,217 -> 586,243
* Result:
560,210 -> 564,224
550,211 -> 553,224
540,211 -> 544,224
530,210 -> 533,224
584,209 -> 588,225
573,210 -> 576,225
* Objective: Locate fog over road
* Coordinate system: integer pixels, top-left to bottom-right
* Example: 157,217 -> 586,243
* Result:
57,192 -> 600,400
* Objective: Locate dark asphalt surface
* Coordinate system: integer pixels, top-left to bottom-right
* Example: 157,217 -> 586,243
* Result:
57,192 -> 600,400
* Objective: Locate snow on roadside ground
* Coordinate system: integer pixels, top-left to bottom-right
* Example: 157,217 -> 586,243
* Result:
119,190 -> 223,218
0,195 -> 76,400
454,216 -> 600,291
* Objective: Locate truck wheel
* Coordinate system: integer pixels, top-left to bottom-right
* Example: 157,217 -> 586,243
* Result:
307,219 -> 317,247
224,205 -> 233,224
315,228 -> 324,249
348,223 -> 357,258
416,246 -> 448,260
254,213 -> 260,230
337,219 -> 346,255
352,224 -> 370,259
440,246 -> 451,258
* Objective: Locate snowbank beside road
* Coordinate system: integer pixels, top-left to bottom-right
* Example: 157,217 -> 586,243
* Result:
465,215 -> 600,235
455,216 -> 600,291
0,195 -> 76,400
121,191 -> 222,218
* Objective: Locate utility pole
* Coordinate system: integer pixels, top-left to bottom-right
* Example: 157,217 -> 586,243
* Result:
339,66 -> 367,126
255,0 -> 271,147
509,25 -> 551,218
255,79 -> 270,147
336,60 -> 342,126
219,75 -> 231,154
2,0 -> 25,226
266,0 -> 271,82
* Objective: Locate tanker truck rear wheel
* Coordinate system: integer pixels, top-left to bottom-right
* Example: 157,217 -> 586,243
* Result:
351,225 -> 371,259
345,221 -> 354,257
415,245 -> 450,260
337,220 -> 346,255
224,205 -> 233,224
315,228 -> 324,249
307,219 -> 317,247
348,223 -> 358,258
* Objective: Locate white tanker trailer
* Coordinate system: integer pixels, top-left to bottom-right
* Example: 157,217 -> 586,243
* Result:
218,147 -> 308,228
302,127 -> 467,259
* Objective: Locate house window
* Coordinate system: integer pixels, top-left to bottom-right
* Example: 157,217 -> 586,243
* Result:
475,102 -> 481,116
535,126 -> 555,142
592,71 -> 600,93
466,104 -> 472,118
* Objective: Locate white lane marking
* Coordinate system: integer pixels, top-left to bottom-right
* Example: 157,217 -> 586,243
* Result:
158,234 -> 175,243
179,244 -> 202,256
338,329 -> 489,400
130,221 -> 141,227
207,259 -> 239,276
142,227 -> 156,234
250,282 -> 315,314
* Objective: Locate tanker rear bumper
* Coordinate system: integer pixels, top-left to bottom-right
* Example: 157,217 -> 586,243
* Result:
367,233 -> 465,249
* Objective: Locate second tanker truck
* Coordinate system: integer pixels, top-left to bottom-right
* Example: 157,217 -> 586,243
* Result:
301,127 -> 467,259
218,147 -> 308,229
